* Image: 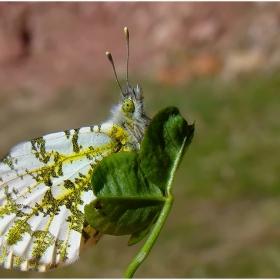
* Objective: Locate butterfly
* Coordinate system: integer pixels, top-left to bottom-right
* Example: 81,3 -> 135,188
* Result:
0,27 -> 150,272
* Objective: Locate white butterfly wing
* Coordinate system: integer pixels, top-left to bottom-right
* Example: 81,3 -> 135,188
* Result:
0,123 -> 131,271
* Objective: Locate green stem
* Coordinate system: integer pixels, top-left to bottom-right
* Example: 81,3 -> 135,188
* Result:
123,195 -> 174,278
124,137 -> 187,278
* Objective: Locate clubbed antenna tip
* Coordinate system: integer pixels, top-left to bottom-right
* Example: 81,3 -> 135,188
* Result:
106,51 -> 113,64
124,27 -> 129,41
106,51 -> 123,94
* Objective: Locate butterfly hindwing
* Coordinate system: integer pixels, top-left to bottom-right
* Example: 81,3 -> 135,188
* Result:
0,123 -> 132,271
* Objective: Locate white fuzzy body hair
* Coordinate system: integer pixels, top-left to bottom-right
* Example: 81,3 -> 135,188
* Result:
108,84 -> 150,150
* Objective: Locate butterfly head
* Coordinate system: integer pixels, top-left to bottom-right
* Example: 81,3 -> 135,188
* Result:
121,84 -> 143,115
110,83 -> 150,148
106,27 -> 150,148
122,96 -> 135,114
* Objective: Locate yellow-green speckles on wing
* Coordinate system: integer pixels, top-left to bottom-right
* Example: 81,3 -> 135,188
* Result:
6,220 -> 32,245
56,237 -> 71,263
64,180 -> 75,190
37,189 -> 60,216
31,230 -> 55,259
0,186 -> 24,218
65,209 -> 84,233
64,130 -> 71,139
72,129 -> 81,153
2,155 -> 14,170
12,255 -> 25,268
31,137 -> 51,164
0,245 -> 9,265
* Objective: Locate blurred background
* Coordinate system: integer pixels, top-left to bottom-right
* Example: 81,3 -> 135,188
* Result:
0,2 -> 280,278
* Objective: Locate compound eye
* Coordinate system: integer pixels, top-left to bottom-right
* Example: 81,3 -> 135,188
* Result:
122,99 -> 135,114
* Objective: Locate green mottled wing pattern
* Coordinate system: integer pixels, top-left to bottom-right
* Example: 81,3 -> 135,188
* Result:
0,123 -> 133,271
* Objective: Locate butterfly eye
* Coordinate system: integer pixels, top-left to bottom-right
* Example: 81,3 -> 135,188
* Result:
122,99 -> 135,114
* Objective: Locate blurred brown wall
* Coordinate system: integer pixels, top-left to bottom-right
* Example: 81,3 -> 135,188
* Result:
0,2 -> 279,93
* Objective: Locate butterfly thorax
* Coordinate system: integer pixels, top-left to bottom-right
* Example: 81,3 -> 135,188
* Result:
109,84 -> 150,150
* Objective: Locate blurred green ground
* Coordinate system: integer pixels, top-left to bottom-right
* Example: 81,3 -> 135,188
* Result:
0,70 -> 280,277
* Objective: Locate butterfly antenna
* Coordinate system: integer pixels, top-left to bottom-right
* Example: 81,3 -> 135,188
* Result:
124,27 -> 129,87
106,51 -> 124,95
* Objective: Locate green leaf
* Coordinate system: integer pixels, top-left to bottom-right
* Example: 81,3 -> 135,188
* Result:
84,106 -> 195,278
139,106 -> 195,190
84,152 -> 165,244
128,226 -> 151,246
